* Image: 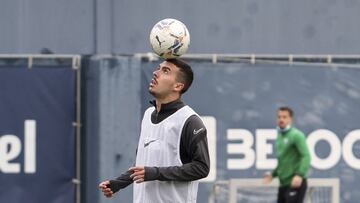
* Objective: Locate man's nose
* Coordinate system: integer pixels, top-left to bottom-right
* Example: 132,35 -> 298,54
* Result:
153,69 -> 160,77
153,70 -> 158,77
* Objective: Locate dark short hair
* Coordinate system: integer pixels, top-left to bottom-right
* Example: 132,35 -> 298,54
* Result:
278,106 -> 294,117
166,58 -> 193,94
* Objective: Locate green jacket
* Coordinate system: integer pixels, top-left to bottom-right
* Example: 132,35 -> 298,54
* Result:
272,127 -> 311,186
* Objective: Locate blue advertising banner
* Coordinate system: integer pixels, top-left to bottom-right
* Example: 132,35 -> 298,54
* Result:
0,66 -> 76,203
140,61 -> 360,203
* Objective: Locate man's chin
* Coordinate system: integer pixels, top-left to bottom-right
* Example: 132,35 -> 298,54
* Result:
148,88 -> 156,96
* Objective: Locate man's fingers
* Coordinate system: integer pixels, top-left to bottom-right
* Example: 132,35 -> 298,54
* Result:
130,171 -> 144,177
99,180 -> 110,188
104,191 -> 112,196
263,172 -> 271,177
133,175 -> 144,181
130,170 -> 145,178
291,181 -> 300,188
105,190 -> 113,195
101,187 -> 110,191
132,175 -> 145,181
129,166 -> 144,172
99,180 -> 113,198
128,166 -> 146,183
292,184 -> 299,188
128,166 -> 139,172
135,178 -> 144,183
103,190 -> 113,197
102,188 -> 112,193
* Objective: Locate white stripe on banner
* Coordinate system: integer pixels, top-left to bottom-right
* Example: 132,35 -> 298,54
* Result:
24,120 -> 36,173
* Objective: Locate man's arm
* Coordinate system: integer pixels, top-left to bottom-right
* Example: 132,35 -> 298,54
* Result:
271,165 -> 279,178
142,115 -> 210,181
103,150 -> 137,194
99,170 -> 133,198
107,170 -> 134,193
294,132 -> 311,177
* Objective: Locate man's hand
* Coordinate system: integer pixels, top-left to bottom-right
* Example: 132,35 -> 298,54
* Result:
262,172 -> 272,184
291,175 -> 303,188
99,180 -> 113,198
129,166 -> 145,183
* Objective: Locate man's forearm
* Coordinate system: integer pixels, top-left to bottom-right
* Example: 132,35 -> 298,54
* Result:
109,170 -> 134,193
145,160 -> 209,181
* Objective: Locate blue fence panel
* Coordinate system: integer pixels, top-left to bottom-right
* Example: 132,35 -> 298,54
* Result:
0,65 -> 76,203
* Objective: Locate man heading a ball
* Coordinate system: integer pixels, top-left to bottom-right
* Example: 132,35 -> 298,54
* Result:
99,58 -> 210,203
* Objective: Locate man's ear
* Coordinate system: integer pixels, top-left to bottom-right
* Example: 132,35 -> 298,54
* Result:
174,82 -> 185,93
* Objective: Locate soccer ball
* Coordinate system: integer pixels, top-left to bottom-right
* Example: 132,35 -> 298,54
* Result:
149,18 -> 190,59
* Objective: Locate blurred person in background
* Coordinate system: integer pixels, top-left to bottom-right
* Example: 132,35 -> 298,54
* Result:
263,106 -> 311,203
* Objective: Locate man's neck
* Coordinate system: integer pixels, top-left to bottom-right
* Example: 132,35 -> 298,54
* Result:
277,124 -> 292,133
155,95 -> 180,113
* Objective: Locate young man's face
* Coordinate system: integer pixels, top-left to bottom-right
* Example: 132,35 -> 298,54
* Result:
277,110 -> 292,129
148,61 -> 184,98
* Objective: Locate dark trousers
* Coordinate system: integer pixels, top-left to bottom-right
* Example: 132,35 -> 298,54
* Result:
277,179 -> 307,203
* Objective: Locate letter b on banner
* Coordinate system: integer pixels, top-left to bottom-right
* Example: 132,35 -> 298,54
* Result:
227,129 -> 255,169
